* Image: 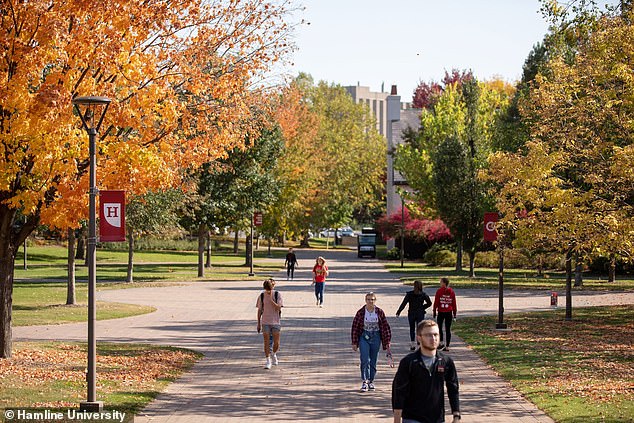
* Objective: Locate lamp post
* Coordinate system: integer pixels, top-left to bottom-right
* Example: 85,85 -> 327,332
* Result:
72,96 -> 111,412
400,196 -> 405,268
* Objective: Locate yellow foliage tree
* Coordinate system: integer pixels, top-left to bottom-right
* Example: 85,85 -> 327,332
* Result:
0,0 -> 297,357
486,10 -> 634,318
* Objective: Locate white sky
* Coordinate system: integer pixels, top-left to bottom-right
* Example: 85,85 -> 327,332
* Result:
286,0 -> 552,100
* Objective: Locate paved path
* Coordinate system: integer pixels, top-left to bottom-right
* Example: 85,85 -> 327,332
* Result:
14,249 -> 634,422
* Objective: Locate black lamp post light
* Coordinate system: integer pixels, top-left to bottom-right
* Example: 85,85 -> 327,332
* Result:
72,95 -> 111,412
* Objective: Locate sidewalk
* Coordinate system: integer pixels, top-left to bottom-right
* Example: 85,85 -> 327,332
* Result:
18,248 -> 629,422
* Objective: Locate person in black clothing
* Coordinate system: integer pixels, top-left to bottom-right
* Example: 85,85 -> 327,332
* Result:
396,280 -> 432,351
284,247 -> 298,280
392,319 -> 460,423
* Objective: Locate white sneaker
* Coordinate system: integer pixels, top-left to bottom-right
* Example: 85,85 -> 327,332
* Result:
360,381 -> 368,392
272,354 -> 279,365
316,300 -> 319,306
265,358 -> 272,369
319,304 -> 323,308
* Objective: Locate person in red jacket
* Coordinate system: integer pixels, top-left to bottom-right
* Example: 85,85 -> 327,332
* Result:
433,277 -> 457,351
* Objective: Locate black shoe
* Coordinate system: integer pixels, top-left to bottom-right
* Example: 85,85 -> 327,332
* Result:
410,345 -> 416,351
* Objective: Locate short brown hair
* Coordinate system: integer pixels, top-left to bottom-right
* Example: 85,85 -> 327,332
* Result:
416,319 -> 438,336
263,279 -> 274,290
440,277 -> 450,286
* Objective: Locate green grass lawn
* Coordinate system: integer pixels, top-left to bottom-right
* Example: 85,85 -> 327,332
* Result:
455,305 -> 634,423
14,245 -> 279,282
385,263 -> 634,291
13,287 -> 156,327
12,244 -> 286,326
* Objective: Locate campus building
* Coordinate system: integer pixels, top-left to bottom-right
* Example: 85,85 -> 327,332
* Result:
345,84 -> 422,249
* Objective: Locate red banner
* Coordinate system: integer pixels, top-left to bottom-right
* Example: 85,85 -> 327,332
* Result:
253,211 -> 263,227
483,212 -> 498,242
100,190 -> 126,242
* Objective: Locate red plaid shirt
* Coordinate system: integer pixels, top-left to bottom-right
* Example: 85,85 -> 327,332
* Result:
351,306 -> 391,350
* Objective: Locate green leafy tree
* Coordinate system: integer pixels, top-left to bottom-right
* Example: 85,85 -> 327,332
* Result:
396,76 -> 510,272
125,190 -> 185,282
191,126 -> 283,273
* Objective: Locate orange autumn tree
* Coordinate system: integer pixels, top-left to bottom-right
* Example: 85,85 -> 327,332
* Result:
0,0 -> 297,357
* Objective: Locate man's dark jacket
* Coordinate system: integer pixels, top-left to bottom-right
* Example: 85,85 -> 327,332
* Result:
392,350 -> 460,423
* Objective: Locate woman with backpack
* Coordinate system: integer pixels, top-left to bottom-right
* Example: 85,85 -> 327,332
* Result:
256,278 -> 283,369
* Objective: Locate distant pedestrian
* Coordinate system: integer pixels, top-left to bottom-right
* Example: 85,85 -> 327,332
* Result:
264,279 -> 278,355
351,292 -> 392,392
433,277 -> 457,351
396,280 -> 432,351
392,319 -> 460,423
284,247 -> 299,280
256,278 -> 283,369
311,256 -> 329,307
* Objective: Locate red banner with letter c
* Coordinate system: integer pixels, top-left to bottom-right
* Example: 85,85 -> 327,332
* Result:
483,212 -> 498,242
100,190 -> 126,242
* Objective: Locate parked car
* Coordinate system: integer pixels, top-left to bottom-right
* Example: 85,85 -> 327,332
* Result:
319,227 -> 354,238
339,227 -> 355,237
319,228 -> 336,238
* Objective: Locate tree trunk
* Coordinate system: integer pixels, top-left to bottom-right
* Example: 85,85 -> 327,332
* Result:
574,256 -> 583,287
468,250 -> 476,278
608,254 -> 616,283
245,232 -> 253,267
205,230 -> 212,269
267,238 -> 272,257
1,206 -> 39,358
0,253 -> 15,358
565,249 -> 573,321
75,227 -> 86,260
198,224 -> 206,278
66,228 -> 76,305
126,229 -> 134,283
537,254 -> 543,277
233,230 -> 239,254
455,238 -> 463,272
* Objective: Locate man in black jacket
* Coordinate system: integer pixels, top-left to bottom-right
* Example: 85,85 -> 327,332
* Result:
392,319 -> 460,423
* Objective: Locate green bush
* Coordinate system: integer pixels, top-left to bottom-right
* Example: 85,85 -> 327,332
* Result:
385,247 -> 401,260
423,246 -> 456,267
475,249 -> 565,270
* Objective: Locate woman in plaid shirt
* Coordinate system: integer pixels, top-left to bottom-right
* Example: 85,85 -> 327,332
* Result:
351,292 -> 392,392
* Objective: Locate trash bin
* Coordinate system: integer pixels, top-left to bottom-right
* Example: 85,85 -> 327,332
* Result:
550,291 -> 558,307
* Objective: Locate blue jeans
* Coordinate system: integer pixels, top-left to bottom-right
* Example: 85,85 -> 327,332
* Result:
358,330 -> 381,382
314,282 -> 325,304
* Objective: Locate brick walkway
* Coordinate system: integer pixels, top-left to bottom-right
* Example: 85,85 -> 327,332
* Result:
15,248 -> 634,422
